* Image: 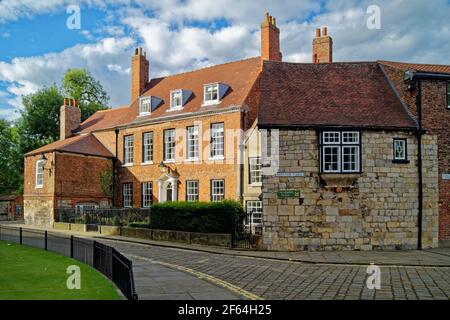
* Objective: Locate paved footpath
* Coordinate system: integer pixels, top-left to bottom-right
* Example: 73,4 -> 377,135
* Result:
3,222 -> 450,300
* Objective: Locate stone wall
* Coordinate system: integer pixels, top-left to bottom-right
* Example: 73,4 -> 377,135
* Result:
262,129 -> 439,251
24,197 -> 54,226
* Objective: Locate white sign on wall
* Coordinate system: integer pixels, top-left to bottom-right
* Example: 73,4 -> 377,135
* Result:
442,174 -> 450,181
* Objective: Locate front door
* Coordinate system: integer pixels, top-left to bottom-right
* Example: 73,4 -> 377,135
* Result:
166,182 -> 173,202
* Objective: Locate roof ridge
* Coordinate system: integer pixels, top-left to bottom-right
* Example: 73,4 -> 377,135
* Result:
378,60 -> 450,67
149,56 -> 261,82
264,60 -> 377,66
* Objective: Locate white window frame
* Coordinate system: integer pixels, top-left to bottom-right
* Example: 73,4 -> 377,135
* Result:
35,159 -> 44,188
122,183 -> 133,208
142,132 -> 153,164
186,126 -> 199,160
446,81 -> 450,109
203,83 -> 219,105
139,97 -> 151,115
186,180 -> 199,202
246,200 -> 263,225
211,179 -> 225,202
321,131 -> 360,174
210,123 -> 224,159
393,139 -> 407,161
170,89 -> 183,110
142,182 -> 153,208
249,157 -> 262,185
123,135 -> 134,165
164,129 -> 176,162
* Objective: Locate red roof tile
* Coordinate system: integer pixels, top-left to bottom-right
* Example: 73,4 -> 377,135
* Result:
77,57 -> 262,133
378,60 -> 450,75
25,134 -> 114,158
258,61 -> 417,129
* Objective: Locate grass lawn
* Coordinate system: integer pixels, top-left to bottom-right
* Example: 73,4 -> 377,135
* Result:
0,241 -> 122,300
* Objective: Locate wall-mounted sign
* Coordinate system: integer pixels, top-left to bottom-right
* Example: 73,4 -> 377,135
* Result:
443,174 -> 450,181
277,190 -> 300,199
276,172 -> 305,177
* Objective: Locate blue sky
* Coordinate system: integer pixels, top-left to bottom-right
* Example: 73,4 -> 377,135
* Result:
1,0 -> 450,120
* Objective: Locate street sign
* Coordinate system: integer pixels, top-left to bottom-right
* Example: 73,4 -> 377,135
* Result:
277,190 -> 300,199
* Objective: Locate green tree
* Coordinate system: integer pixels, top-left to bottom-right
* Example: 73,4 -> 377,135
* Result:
0,120 -> 22,195
62,69 -> 109,119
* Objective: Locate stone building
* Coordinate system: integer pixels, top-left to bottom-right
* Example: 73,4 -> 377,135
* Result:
23,13 -> 449,251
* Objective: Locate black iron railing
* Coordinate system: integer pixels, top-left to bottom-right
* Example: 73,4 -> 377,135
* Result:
0,225 -> 138,300
55,207 -> 150,226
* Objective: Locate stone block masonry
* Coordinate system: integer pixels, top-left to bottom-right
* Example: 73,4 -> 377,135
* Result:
262,130 -> 439,251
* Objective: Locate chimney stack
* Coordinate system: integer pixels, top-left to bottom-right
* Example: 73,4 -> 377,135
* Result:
60,98 -> 81,140
261,12 -> 282,62
131,47 -> 149,103
313,27 -> 333,64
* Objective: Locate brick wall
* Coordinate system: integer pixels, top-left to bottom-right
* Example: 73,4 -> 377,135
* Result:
383,65 -> 450,241
262,130 -> 439,251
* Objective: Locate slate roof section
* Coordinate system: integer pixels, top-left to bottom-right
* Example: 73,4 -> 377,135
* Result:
258,61 -> 418,129
379,60 -> 450,75
76,57 -> 262,133
25,134 -> 114,158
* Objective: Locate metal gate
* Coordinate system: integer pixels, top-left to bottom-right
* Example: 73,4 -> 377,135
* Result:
231,213 -> 253,249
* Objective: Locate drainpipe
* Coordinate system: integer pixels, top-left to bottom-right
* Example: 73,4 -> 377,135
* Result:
239,110 -> 246,203
112,127 -> 119,207
416,80 -> 423,250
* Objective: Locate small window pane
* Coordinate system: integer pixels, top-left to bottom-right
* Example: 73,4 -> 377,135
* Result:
323,146 -> 340,172
323,132 -> 340,144
204,84 -> 219,103
142,182 -> 153,208
249,157 -> 262,184
171,90 -> 182,109
36,160 -> 44,187
186,180 -> 199,202
124,135 -> 134,164
342,146 -> 359,172
143,132 -> 153,163
394,139 -> 406,160
342,132 -> 359,144
187,126 -> 199,159
123,183 -> 133,208
211,123 -> 224,158
140,97 -> 151,114
164,129 -> 176,161
246,201 -> 263,225
211,180 -> 224,202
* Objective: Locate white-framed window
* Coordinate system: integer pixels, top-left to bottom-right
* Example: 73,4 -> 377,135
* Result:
210,123 -> 224,158
35,159 -> 44,188
321,131 -> 360,173
142,132 -> 153,163
186,180 -> 199,202
123,135 -> 134,165
141,182 -> 153,208
164,129 -> 176,161
204,83 -> 219,104
139,97 -> 151,115
246,200 -> 263,225
170,90 -> 183,110
211,179 -> 225,202
249,157 -> 262,184
187,126 -> 199,160
122,183 -> 133,208
393,138 -> 407,161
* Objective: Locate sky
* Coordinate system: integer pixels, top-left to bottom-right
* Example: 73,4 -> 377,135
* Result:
0,0 -> 449,120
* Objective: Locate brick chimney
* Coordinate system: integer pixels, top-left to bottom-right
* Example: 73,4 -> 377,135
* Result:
131,47 -> 149,103
261,12 -> 282,62
60,98 -> 81,140
312,27 -> 333,63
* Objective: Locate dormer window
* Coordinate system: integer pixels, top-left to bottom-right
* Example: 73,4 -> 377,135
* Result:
204,83 -> 219,104
170,90 -> 183,110
139,97 -> 151,115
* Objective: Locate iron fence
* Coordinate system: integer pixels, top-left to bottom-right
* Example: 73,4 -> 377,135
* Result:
0,225 -> 138,300
55,207 -> 150,226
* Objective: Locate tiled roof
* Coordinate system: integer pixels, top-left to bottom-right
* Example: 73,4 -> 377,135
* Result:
25,134 -> 114,158
258,61 -> 417,129
378,60 -> 450,75
77,57 -> 262,133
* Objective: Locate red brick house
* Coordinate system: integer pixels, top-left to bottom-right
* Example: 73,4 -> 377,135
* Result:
23,13 -> 449,250
0,195 -> 23,221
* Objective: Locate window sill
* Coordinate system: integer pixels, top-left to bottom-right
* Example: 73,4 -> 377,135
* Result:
137,112 -> 150,117
250,183 -> 263,187
392,159 -> 410,164
141,162 -> 153,166
35,186 -> 43,189
184,158 -> 200,163
201,101 -> 221,107
163,160 -> 175,164
166,107 -> 183,112
209,156 -> 225,161
122,163 -> 134,167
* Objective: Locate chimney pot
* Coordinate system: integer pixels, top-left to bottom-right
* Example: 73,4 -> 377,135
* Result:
313,27 -> 333,64
323,27 -> 328,36
316,28 -> 321,38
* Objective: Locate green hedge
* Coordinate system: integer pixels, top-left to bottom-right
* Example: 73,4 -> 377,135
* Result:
150,200 -> 244,234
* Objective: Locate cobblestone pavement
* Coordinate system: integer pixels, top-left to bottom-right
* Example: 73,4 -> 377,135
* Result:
101,240 -> 450,300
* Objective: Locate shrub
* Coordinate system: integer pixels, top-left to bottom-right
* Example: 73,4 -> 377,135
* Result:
150,200 -> 244,234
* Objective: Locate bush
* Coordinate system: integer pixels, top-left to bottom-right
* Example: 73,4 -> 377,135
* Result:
150,200 -> 244,234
